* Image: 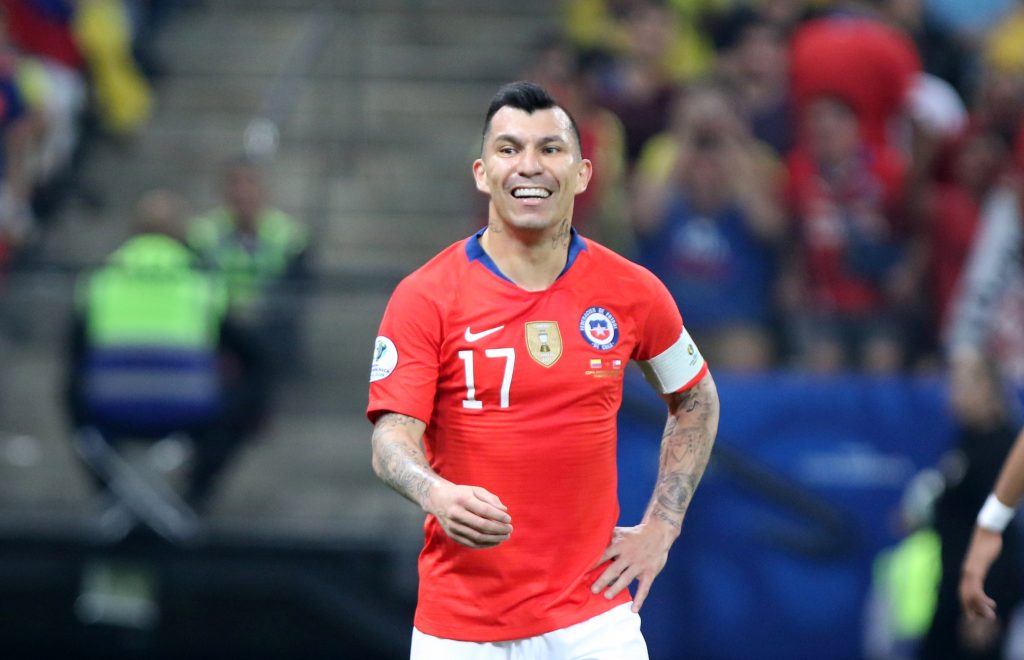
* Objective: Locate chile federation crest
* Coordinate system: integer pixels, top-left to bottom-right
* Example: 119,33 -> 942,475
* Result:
579,306 -> 619,350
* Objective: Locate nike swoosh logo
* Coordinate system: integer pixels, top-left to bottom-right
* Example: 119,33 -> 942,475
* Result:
464,325 -> 504,342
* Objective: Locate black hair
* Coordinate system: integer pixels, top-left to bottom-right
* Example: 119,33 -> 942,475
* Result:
482,81 -> 583,156
710,6 -> 781,52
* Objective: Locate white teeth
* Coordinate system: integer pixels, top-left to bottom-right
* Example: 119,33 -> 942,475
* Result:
513,188 -> 550,198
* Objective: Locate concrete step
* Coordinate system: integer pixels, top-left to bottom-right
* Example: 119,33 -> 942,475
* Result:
155,75 -> 273,115
362,79 -> 510,126
162,9 -> 314,77
363,42 -> 539,81
363,12 -> 555,48
315,239 -> 452,276
151,84 -> 361,148
165,4 -> 551,76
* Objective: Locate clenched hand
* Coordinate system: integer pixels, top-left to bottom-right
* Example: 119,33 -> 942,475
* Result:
427,483 -> 513,549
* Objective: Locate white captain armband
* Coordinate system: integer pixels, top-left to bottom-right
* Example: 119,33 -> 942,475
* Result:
977,494 -> 1015,533
638,328 -> 706,394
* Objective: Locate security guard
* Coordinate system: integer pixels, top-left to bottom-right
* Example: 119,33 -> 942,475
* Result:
187,157 -> 307,311
67,190 -> 269,510
188,157 -> 308,374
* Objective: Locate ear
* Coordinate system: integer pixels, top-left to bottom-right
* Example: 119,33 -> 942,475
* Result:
574,158 -> 594,196
472,159 -> 490,194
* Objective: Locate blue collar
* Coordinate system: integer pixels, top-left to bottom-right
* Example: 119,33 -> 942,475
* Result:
465,226 -> 587,284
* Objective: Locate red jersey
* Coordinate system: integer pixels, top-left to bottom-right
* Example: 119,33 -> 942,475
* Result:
367,230 -> 706,642
785,144 -> 907,313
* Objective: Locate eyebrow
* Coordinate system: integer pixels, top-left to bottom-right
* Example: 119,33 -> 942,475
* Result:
491,134 -> 568,147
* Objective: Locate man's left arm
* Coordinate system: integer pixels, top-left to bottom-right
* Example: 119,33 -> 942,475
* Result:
591,370 -> 720,612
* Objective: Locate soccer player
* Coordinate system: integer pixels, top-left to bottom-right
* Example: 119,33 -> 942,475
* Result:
367,81 -> 720,659
960,424 -> 1024,620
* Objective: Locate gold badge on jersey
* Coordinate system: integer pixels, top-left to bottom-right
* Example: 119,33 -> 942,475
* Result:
525,321 -> 562,367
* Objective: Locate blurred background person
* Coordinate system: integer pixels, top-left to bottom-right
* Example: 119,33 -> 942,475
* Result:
0,37 -> 40,265
188,156 -> 309,376
73,0 -> 153,138
879,0 -> 973,102
711,4 -> 794,157
632,80 -> 785,370
66,189 -> 269,513
2,0 -> 99,225
749,0 -> 813,36
585,0 -> 686,167
918,128 -> 1008,364
918,356 -> 1023,659
975,3 -> 1024,181
1,0 -> 87,183
781,93 -> 921,373
0,0 -> 155,240
789,0 -> 921,152
562,0 -> 719,91
941,4 -> 1024,407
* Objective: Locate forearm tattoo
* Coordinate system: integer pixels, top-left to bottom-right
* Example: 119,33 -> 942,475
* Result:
372,413 -> 438,508
647,378 -> 718,529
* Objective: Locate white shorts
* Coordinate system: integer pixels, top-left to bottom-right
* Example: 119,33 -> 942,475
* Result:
410,602 -> 649,660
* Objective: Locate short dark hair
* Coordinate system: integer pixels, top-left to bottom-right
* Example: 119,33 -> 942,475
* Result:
482,81 -> 583,156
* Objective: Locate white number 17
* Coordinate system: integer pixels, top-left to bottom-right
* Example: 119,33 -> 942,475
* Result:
458,348 -> 515,409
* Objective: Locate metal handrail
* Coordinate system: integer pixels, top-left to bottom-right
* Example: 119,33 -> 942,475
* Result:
242,2 -> 339,161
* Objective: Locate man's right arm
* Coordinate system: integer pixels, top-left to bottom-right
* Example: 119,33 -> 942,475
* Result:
371,412 -> 513,548
961,425 -> 1024,619
370,412 -> 437,508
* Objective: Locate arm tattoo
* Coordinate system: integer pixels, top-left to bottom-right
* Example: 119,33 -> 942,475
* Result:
675,386 -> 703,414
645,376 -> 719,529
371,413 -> 438,509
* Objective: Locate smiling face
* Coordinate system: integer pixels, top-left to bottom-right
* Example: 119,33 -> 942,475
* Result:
473,105 -> 592,234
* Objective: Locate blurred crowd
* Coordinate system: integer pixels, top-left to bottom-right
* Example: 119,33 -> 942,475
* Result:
5,0 -> 1021,384
534,0 -> 1024,381
0,0 -> 178,271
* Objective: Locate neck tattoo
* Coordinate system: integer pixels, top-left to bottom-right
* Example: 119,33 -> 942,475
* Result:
550,218 -> 571,249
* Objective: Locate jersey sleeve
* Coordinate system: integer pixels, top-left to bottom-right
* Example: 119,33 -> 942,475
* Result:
366,275 -> 443,425
632,269 -> 708,394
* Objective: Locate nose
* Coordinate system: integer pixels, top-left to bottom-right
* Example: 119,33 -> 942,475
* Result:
516,146 -> 543,177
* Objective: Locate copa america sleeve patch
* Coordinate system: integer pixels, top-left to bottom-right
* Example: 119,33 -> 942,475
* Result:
369,336 -> 398,382
638,328 -> 706,394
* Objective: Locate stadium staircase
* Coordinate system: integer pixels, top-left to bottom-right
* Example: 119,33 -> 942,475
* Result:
1,0 -> 558,540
